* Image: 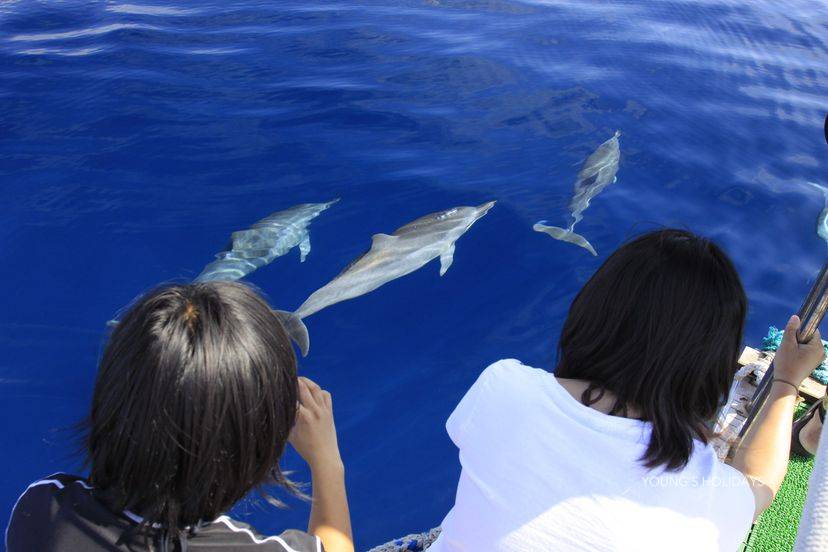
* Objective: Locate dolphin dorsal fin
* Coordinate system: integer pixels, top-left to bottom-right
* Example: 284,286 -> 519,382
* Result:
371,233 -> 397,248
229,229 -> 250,248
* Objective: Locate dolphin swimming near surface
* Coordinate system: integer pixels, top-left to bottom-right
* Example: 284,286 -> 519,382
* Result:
279,201 -> 496,356
534,130 -> 621,256
195,199 -> 339,282
809,182 -> 828,247
107,200 -> 338,333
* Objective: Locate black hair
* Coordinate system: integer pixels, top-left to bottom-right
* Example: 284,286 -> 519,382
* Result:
82,282 -> 299,544
555,229 -> 747,470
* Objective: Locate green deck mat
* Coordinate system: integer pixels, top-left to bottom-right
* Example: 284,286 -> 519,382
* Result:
743,404 -> 816,551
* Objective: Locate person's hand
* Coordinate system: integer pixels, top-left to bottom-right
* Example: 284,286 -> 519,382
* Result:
774,315 -> 825,386
288,377 -> 343,472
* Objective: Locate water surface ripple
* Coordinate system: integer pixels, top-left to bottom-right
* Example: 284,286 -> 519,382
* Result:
1,0 -> 826,547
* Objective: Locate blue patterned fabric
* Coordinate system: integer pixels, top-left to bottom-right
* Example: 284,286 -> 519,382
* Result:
367,528 -> 441,552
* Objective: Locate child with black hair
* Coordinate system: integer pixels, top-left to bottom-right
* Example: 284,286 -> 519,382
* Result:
428,229 -> 825,552
6,282 -> 353,552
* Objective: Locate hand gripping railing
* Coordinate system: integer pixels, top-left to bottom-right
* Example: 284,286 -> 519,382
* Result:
738,262 -> 828,440
745,263 -> 828,426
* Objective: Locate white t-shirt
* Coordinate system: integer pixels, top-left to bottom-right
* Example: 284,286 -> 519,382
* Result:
427,359 -> 755,552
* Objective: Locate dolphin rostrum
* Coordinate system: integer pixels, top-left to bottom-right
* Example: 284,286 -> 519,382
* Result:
282,201 -> 496,356
195,199 -> 339,282
534,130 -> 621,256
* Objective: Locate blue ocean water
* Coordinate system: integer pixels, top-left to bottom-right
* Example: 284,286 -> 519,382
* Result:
1,0 -> 826,548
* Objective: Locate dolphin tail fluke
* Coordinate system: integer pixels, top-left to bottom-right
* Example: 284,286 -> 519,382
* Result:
809,181 -> 828,198
273,310 -> 310,357
533,222 -> 597,256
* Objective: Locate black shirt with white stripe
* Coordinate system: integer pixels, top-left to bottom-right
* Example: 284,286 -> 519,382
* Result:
5,473 -> 324,552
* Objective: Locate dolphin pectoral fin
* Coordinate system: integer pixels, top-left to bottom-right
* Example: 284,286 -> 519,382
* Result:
273,310 -> 310,357
299,234 -> 311,262
439,243 -> 456,276
533,222 -> 598,256
371,233 -> 397,249
613,176 -> 617,184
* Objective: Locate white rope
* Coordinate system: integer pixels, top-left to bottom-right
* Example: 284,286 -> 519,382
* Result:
795,400 -> 828,551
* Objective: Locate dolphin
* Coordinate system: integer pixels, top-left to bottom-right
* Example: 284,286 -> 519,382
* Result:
534,130 -> 621,256
195,199 -> 338,282
281,201 -> 496,356
810,182 -> 828,246
106,200 -> 338,338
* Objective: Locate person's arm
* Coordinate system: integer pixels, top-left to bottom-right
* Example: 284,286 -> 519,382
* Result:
308,457 -> 351,552
731,315 -> 825,518
288,377 -> 354,552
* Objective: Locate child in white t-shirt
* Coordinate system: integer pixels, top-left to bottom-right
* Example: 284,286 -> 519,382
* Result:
429,229 -> 824,552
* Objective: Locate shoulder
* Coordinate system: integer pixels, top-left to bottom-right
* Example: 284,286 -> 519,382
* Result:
206,516 -> 323,552
15,472 -> 86,492
6,473 -> 91,550
9,472 -> 89,513
479,358 -> 550,396
446,359 -> 547,443
464,358 -> 539,404
481,358 -> 541,382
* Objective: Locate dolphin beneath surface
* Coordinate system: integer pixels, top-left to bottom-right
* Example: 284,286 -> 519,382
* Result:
534,130 -> 621,256
810,182 -> 828,247
279,201 -> 496,356
195,199 -> 339,282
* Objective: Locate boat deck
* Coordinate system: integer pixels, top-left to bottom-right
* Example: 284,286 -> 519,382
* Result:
712,347 -> 826,462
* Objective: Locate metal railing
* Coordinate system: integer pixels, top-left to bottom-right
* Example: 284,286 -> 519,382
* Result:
738,261 -> 828,439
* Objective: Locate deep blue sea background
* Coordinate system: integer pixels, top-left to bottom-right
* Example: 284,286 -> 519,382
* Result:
1,0 -> 826,549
